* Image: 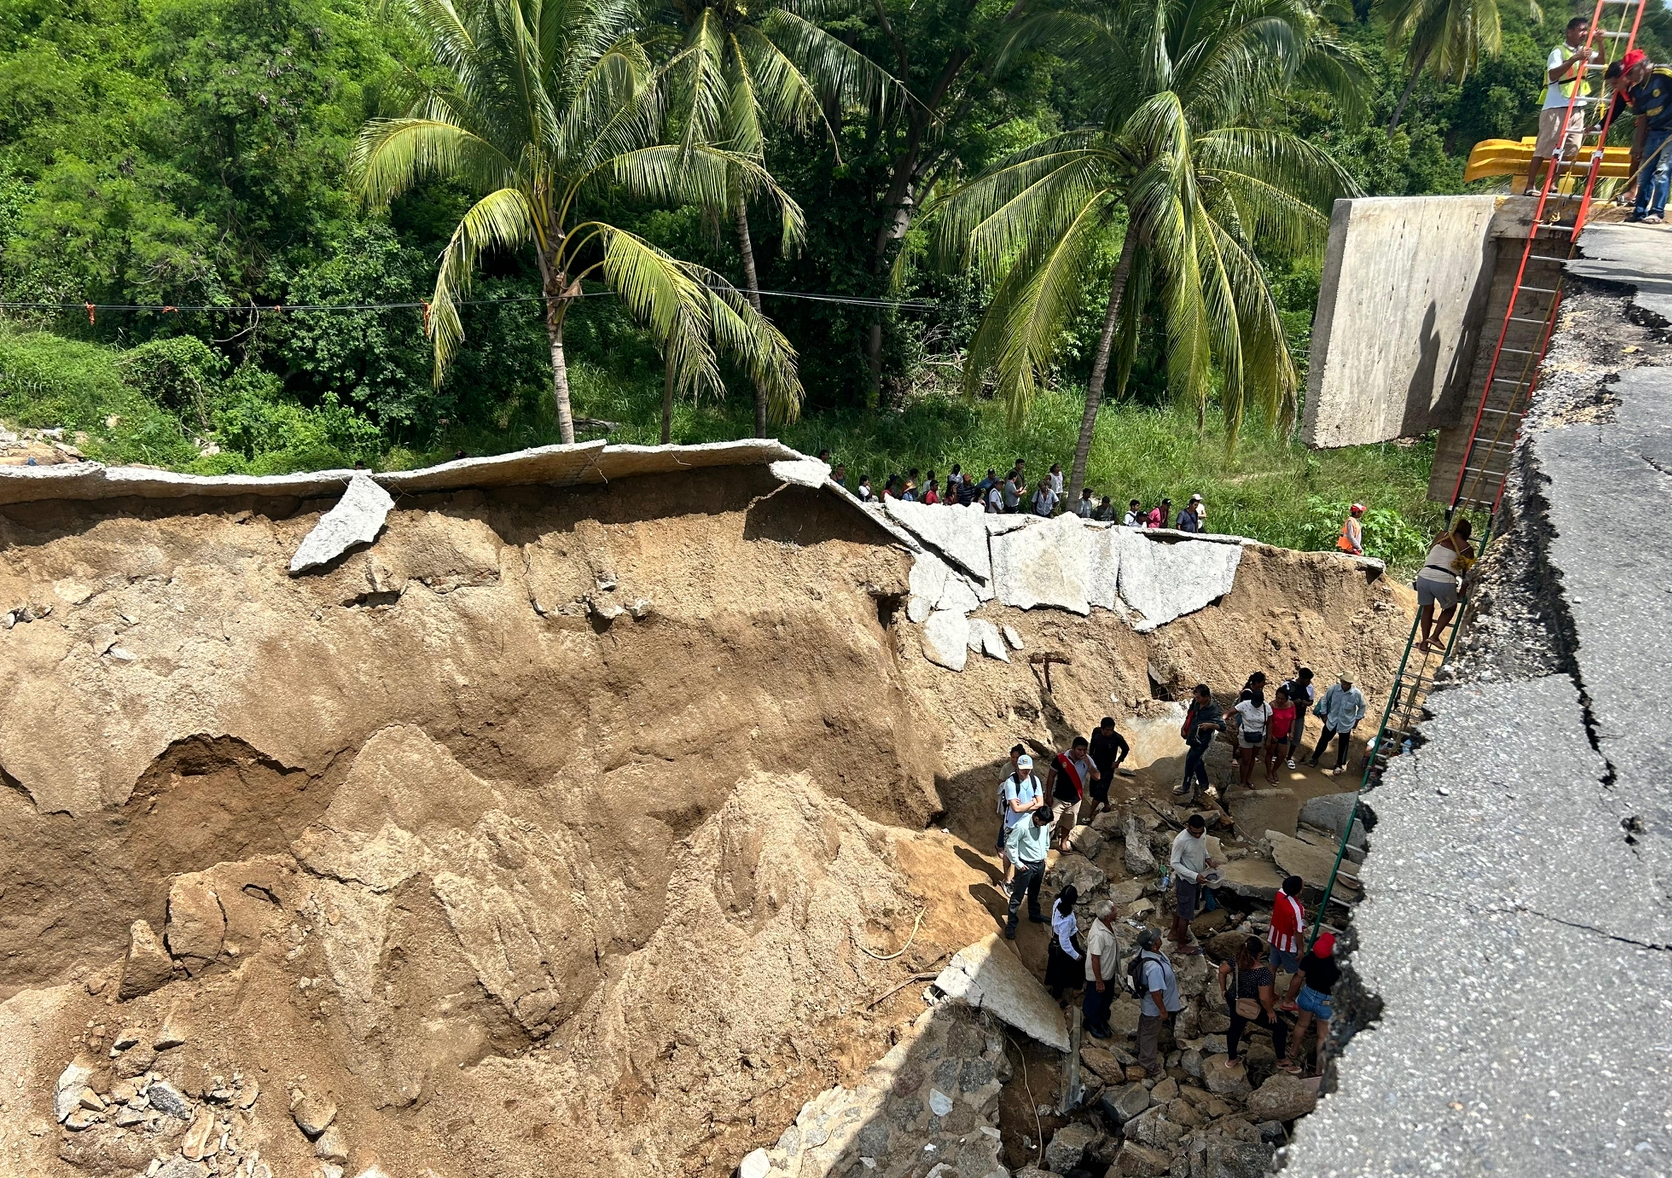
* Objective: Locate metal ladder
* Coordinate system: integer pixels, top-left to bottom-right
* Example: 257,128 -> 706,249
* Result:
1307,0 -> 1646,942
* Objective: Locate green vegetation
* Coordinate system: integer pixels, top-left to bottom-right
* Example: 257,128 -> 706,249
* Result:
3,0 -> 1667,563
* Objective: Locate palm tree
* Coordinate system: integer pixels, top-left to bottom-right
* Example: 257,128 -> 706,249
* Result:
650,0 -> 895,434
938,0 -> 1362,504
1382,0 -> 1537,136
355,0 -> 804,445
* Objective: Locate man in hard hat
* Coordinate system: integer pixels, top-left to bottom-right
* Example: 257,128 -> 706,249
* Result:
1336,504 -> 1365,556
1525,17 -> 1598,196
1606,49 -> 1672,224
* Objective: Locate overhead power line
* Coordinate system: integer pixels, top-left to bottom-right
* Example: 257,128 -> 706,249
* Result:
0,286 -> 939,318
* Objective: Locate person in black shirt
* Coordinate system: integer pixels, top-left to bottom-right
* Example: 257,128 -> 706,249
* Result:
1087,717 -> 1130,822
1281,932 -> 1342,1077
1175,685 -> 1224,800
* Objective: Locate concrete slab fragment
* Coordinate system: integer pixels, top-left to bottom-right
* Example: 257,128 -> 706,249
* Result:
288,474 -> 394,575
1117,535 -> 1240,632
966,618 -> 1009,661
990,513 -> 1091,614
767,457 -> 831,487
1086,522 -> 1122,610
884,499 -> 992,583
933,934 -> 1069,1051
921,609 -> 970,672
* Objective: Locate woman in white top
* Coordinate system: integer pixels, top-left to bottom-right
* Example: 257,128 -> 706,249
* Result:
1045,884 -> 1082,1001
1232,688 -> 1272,790
1414,518 -> 1475,652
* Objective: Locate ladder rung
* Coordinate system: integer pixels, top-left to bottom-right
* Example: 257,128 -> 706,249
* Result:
1509,315 -> 1551,325
1498,347 -> 1536,355
1492,376 -> 1532,385
1518,285 -> 1559,294
1599,28 -> 1633,35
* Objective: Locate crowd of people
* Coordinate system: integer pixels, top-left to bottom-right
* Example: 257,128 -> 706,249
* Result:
819,452 -> 1215,533
989,683 -> 1357,1081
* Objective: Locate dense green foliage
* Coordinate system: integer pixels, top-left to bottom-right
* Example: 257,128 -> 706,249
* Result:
3,0 -> 1665,558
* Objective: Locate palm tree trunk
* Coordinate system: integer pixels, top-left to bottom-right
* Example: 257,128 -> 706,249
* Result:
735,195 -> 768,437
539,250 -> 577,445
1066,230 -> 1138,507
660,351 -> 676,444
1387,44 -> 1432,137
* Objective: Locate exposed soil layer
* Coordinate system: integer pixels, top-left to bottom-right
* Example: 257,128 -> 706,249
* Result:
0,466 -> 1413,1178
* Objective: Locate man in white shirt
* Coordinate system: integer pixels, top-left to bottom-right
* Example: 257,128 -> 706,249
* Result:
1526,17 -> 1597,196
1031,479 -> 1057,517
1003,808 -> 1054,939
1082,901 -> 1120,1039
1122,499 -> 1142,528
1048,463 -> 1065,499
1169,813 -> 1219,955
1074,488 -> 1095,518
996,754 -> 1042,884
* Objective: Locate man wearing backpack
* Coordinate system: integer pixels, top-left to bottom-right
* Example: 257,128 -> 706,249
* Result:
1130,928 -> 1181,1079
996,750 -> 1042,885
1175,685 -> 1224,800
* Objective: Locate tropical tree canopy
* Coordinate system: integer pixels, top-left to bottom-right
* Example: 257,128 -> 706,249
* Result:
354,0 -> 805,442
939,0 -> 1362,498
1381,0 -> 1541,134
647,0 -> 895,432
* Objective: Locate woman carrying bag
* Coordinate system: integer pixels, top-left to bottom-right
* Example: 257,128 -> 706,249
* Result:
1216,936 -> 1296,1073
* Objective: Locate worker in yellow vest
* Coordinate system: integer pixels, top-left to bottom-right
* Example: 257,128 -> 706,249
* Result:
1524,17 -> 1598,196
1336,504 -> 1364,556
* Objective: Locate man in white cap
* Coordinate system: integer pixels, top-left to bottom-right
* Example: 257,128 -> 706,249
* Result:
996,751 -> 1043,884
1309,672 -> 1366,776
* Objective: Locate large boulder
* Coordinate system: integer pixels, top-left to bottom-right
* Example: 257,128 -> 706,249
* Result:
1123,1106 -> 1185,1149
1203,1057 -> 1253,1102
1197,1137 -> 1276,1178
1124,817 -> 1156,874
1043,1121 -> 1102,1173
1081,1047 -> 1129,1085
1114,1142 -> 1174,1177
1100,1082 -> 1152,1126
1245,1073 -> 1317,1122
118,919 -> 176,1000
1045,852 -> 1106,896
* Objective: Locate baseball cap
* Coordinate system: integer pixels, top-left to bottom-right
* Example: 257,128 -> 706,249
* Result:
1016,754 -> 1033,770
1350,502 -> 1365,514
1314,933 -> 1336,956
1190,493 -> 1203,502
1623,48 -> 1647,71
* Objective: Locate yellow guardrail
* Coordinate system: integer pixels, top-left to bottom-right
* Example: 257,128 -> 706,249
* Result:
1464,136 -> 1633,183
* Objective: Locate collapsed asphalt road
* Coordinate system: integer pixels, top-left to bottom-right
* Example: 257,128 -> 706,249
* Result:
1283,227 -> 1672,1176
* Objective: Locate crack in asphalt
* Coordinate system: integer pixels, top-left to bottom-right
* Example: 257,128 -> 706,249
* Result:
1388,883 -> 1672,953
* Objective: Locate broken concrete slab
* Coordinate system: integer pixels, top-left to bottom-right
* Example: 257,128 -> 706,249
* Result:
1227,790 -> 1301,845
933,933 -> 1069,1051
1086,522 -> 1123,610
1267,831 -> 1356,895
1297,792 -> 1366,850
288,473 -> 394,576
884,498 -> 992,583
906,551 -> 951,623
921,609 -> 970,672
1117,533 -> 1241,631
767,457 -> 831,488
990,513 -> 1091,614
1002,624 -> 1024,650
1215,855 -> 1283,902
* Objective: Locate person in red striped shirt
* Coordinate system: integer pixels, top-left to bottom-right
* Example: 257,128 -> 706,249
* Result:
1268,875 -> 1305,980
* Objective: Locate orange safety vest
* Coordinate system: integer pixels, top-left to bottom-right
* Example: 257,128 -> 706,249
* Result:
1337,516 -> 1362,553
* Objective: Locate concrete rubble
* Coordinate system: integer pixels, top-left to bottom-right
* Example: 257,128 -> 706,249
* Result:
287,474 -> 395,576
932,934 -> 1069,1052
989,513 -> 1092,615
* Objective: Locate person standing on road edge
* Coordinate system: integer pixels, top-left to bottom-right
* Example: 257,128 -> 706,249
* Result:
1177,684 -> 1223,800
1003,807 -> 1054,939
1309,673 -> 1366,776
1605,50 -> 1672,223
1168,813 -> 1219,955
1088,717 -> 1130,823
1082,901 -> 1120,1038
1046,737 -> 1098,852
1133,928 -> 1181,1078
1526,17 -> 1597,196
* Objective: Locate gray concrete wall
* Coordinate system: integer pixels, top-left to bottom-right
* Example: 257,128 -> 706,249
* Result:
1303,196 -> 1503,449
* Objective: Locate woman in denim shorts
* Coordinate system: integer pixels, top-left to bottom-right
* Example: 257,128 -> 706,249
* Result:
1282,932 -> 1342,1076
